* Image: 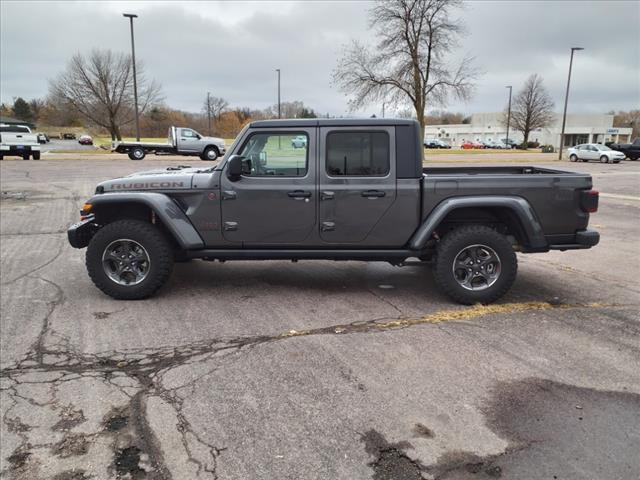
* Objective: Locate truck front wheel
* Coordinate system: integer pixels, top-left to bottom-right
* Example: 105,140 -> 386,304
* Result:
128,147 -> 146,160
201,146 -> 219,161
434,225 -> 517,305
86,219 -> 173,300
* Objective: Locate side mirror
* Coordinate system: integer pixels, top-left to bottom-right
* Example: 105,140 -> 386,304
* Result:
227,155 -> 244,180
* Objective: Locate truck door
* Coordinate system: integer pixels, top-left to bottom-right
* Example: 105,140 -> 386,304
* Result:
220,129 -> 317,244
177,128 -> 201,153
318,127 -> 397,244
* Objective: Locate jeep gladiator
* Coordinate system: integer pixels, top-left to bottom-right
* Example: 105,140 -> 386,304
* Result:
112,126 -> 226,161
68,119 -> 599,304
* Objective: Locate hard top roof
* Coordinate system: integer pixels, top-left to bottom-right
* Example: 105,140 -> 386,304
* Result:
249,118 -> 419,128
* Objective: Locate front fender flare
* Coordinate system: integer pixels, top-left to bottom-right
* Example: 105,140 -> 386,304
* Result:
408,196 -> 547,250
88,192 -> 204,249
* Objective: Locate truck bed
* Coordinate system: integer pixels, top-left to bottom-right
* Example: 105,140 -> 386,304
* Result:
421,165 -> 593,240
423,166 -> 572,176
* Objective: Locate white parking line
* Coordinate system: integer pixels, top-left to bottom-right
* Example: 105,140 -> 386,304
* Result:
599,193 -> 640,201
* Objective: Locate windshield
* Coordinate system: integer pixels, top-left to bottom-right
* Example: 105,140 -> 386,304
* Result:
595,145 -> 611,151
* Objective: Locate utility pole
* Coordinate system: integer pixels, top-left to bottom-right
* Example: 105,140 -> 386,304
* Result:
382,102 -> 386,118
206,91 -> 211,136
123,13 -> 140,141
505,86 -> 512,148
275,69 -> 281,119
559,47 -> 584,160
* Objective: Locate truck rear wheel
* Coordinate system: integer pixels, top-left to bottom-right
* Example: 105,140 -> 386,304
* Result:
86,219 -> 173,300
201,146 -> 219,161
128,147 -> 146,160
32,151 -> 41,160
434,225 -> 517,305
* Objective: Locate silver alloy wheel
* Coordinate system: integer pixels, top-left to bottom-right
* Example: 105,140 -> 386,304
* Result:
452,244 -> 501,291
133,149 -> 144,159
102,239 -> 151,286
206,148 -> 218,160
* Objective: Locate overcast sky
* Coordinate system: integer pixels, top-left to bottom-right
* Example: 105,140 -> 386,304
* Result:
1,0 -> 638,117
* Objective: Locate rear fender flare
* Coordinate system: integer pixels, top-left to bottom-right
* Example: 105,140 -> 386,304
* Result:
88,192 -> 204,249
409,196 -> 547,250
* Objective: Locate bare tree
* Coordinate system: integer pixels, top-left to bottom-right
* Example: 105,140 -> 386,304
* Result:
49,49 -> 162,140
333,0 -> 477,140
505,74 -> 555,146
29,98 -> 46,122
202,95 -> 228,121
612,109 -> 640,139
202,94 -> 228,135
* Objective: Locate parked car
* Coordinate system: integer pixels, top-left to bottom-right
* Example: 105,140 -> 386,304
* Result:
424,139 -> 450,149
78,135 -> 93,145
36,133 -> 50,144
501,139 -> 519,149
567,144 -> 625,163
483,141 -> 507,149
112,126 -> 226,161
461,141 -> 475,149
291,135 -> 308,149
608,138 -> 640,161
68,118 -> 600,304
0,124 -> 41,160
62,133 -> 77,140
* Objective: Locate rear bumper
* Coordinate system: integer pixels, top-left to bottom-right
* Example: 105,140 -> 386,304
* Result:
548,229 -> 600,251
67,216 -> 97,249
1,145 -> 40,153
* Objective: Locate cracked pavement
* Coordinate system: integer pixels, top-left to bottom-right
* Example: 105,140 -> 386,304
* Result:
1,158 -> 639,479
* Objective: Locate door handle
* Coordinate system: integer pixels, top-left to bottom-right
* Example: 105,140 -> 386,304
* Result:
321,221 -> 335,231
321,191 -> 334,200
223,221 -> 238,231
287,190 -> 312,199
222,190 -> 237,200
361,190 -> 386,198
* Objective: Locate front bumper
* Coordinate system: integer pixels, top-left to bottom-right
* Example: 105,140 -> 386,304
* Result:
548,229 -> 600,251
67,216 -> 98,249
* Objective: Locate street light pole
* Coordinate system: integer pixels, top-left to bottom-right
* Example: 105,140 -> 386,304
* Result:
206,91 -> 211,136
505,86 -> 512,148
123,13 -> 140,141
275,69 -> 281,119
558,47 -> 584,160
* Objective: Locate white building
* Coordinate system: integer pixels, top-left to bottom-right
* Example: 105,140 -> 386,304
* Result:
424,113 -> 633,148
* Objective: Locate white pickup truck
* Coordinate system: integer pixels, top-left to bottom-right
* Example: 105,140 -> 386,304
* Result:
112,126 -> 226,161
0,124 -> 41,160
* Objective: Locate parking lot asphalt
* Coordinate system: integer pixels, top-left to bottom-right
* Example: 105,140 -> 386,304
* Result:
1,157 -> 639,480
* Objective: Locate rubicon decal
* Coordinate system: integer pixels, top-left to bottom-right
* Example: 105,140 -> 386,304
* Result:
109,181 -> 185,190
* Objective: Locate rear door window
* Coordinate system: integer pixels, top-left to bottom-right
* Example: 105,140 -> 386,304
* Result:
326,131 -> 389,176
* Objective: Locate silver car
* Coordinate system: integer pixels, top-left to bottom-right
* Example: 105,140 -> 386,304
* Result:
568,144 -> 624,163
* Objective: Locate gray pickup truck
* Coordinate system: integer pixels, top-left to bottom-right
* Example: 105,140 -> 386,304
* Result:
112,126 -> 226,161
68,118 -> 599,304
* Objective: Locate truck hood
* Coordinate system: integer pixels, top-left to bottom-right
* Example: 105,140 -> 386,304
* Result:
201,135 -> 225,145
97,166 -> 204,192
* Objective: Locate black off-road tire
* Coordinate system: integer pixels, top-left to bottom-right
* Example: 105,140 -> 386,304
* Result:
433,225 -> 518,305
201,146 -> 219,161
128,147 -> 146,160
86,219 -> 173,300
32,151 -> 41,160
